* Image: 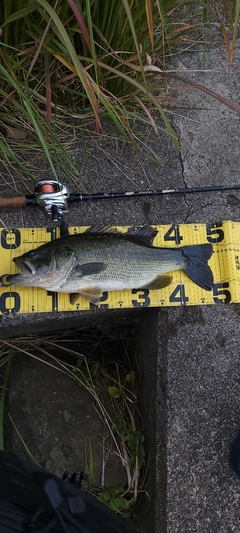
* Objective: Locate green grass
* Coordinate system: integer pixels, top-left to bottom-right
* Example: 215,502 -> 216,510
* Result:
0,0 -> 239,184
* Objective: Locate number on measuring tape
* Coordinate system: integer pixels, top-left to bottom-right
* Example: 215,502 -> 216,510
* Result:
164,224 -> 183,245
169,285 -> 189,305
206,223 -> 224,243
213,282 -> 231,304
132,289 -> 150,307
0,291 -> 20,314
1,229 -> 21,249
90,292 -> 109,310
47,291 -> 59,312
46,227 -> 57,241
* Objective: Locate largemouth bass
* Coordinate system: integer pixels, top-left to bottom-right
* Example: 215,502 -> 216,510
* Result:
1,226 -> 213,304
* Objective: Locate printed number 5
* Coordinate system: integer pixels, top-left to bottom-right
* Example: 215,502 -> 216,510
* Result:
206,223 -> 224,243
213,282 -> 231,304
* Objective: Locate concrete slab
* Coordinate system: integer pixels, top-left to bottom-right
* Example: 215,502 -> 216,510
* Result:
162,45 -> 240,533
167,305 -> 240,533
1,38 -> 240,533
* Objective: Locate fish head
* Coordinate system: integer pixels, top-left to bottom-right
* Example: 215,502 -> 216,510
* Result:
6,244 -> 76,290
13,247 -> 55,284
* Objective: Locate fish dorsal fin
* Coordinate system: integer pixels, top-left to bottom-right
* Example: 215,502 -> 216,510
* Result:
84,224 -> 158,247
84,225 -> 120,236
78,287 -> 103,305
142,274 -> 173,290
126,226 -> 158,246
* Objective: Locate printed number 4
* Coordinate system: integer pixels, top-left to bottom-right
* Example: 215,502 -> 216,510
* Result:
164,224 -> 183,245
169,285 -> 189,305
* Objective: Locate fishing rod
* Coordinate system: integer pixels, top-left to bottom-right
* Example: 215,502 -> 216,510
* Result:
0,180 -> 239,223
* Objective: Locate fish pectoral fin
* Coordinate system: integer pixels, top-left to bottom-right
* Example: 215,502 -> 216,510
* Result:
69,293 -> 79,305
79,287 -> 103,305
75,262 -> 106,277
142,274 -> 173,290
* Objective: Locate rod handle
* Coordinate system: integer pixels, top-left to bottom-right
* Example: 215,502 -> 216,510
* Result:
0,196 -> 27,208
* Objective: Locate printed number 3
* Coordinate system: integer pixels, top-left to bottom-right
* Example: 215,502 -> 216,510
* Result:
132,289 -> 150,307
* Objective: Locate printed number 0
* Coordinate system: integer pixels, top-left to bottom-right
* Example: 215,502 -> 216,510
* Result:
1,229 -> 21,249
0,292 -> 20,314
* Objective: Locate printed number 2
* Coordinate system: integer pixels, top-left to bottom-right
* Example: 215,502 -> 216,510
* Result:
169,284 -> 189,305
90,292 -> 109,310
164,224 -> 183,245
213,283 -> 231,304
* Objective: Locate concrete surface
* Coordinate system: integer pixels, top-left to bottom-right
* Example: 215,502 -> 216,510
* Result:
1,38 -> 240,533
8,350 -> 128,489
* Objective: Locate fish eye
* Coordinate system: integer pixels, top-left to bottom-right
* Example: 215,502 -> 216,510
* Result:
27,250 -> 35,258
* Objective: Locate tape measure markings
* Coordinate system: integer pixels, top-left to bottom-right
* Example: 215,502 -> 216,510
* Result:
0,221 -> 239,314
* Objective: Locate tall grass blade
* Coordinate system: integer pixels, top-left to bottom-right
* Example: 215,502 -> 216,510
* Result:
0,64 -> 58,179
145,0 -> 154,51
230,0 -> 240,66
121,0 -> 145,80
1,3 -> 39,27
98,61 -> 179,149
66,0 -> 92,55
0,139 -> 34,184
36,0 -> 101,131
8,413 -> 42,467
45,53 -> 52,139
0,350 -> 13,451
162,72 -> 240,117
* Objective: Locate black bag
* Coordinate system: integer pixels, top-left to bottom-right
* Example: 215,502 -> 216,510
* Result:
0,451 -> 134,532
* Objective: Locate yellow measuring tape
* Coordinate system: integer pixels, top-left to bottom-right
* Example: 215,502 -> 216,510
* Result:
0,221 -> 238,314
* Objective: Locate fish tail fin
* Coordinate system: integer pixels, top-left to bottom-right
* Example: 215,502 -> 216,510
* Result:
181,244 -> 213,291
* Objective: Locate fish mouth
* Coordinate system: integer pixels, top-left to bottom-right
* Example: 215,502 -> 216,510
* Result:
13,257 -> 36,275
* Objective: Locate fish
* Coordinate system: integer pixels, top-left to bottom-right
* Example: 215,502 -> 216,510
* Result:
1,226 -> 213,304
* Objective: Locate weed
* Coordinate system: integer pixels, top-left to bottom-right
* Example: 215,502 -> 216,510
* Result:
0,1 -> 238,185
98,487 -> 130,513
0,326 -> 146,517
84,437 -> 95,489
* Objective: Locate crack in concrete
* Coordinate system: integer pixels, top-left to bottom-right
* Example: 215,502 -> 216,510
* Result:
178,144 -> 192,219
178,151 -> 192,221
178,151 -> 188,189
